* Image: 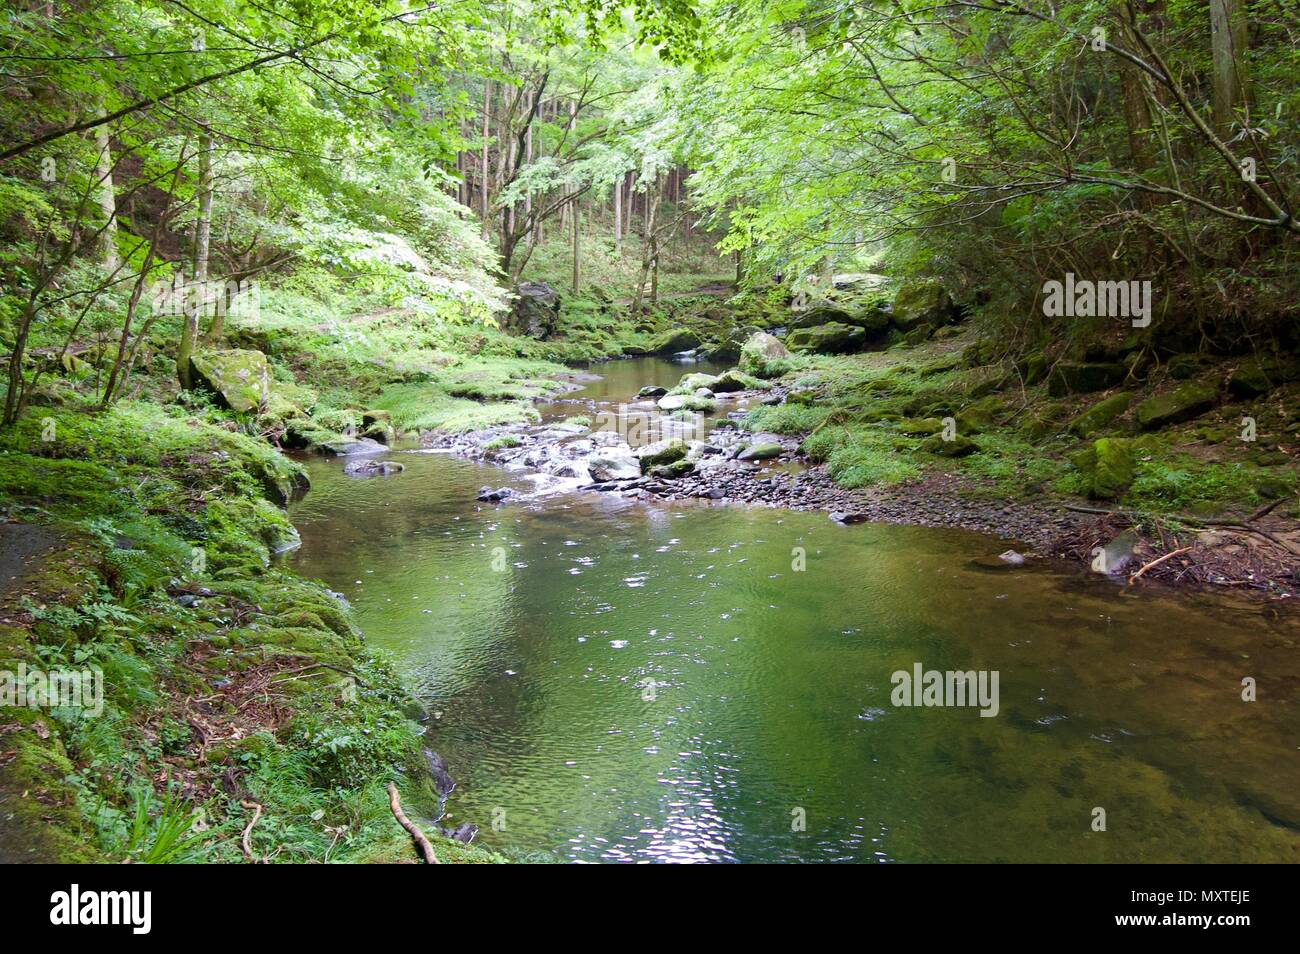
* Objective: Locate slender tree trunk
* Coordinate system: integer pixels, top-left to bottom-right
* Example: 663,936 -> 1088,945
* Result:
1210,0 -> 1250,137
92,120 -> 118,272
480,80 -> 492,239
179,123 -> 211,385
613,178 -> 622,254
571,198 -> 581,293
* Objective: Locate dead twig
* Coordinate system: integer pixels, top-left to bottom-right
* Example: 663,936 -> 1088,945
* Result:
386,782 -> 439,864
1128,546 -> 1192,585
240,799 -> 264,863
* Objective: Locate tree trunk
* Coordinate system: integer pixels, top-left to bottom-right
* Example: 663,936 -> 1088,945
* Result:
1210,0 -> 1250,137
571,198 -> 581,293
92,120 -> 118,272
480,80 -> 492,239
613,178 -> 622,254
179,123 -> 211,385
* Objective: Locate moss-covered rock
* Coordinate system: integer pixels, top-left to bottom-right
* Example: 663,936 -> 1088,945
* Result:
189,349 -> 272,414
650,328 -> 703,355
955,395 -> 1006,434
1070,437 -> 1136,499
892,279 -> 958,331
650,458 -> 695,479
635,438 -> 688,471
785,322 -> 866,354
920,434 -> 977,457
711,368 -> 764,393
1068,392 -> 1132,437
1135,383 -> 1218,430
739,331 -> 791,378
736,441 -> 784,461
1227,356 -> 1298,399
1047,362 -> 1127,397
790,303 -> 854,329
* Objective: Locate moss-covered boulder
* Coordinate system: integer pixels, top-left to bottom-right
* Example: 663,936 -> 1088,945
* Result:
790,304 -> 854,329
673,372 -> 721,395
1070,438 -> 1136,499
892,280 -> 958,331
189,349 -> 271,414
1135,383 -> 1218,431
1227,356 -> 1298,399
739,331 -> 791,377
1017,351 -> 1049,386
711,368 -> 763,393
1047,362 -> 1127,397
502,281 -> 560,338
635,438 -> 688,471
736,441 -> 784,461
955,395 -> 1006,434
651,328 -> 703,355
898,417 -> 945,435
1068,392 -> 1132,437
785,322 -> 866,354
650,458 -> 695,479
920,434 -> 977,457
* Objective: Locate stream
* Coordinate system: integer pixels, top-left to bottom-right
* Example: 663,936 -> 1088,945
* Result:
288,358 -> 1300,863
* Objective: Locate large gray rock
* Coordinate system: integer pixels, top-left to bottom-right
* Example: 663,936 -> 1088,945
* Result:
587,445 -> 641,481
502,281 -> 560,338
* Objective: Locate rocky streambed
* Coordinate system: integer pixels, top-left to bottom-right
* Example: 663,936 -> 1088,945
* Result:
409,357 -> 1094,557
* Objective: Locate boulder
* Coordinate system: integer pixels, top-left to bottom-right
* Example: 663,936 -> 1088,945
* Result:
736,442 -> 783,461
344,459 -> 405,477
189,349 -> 272,414
738,331 -> 790,377
1227,357 -> 1298,399
1047,362 -> 1127,397
847,304 -> 893,337
635,438 -> 688,471
657,394 -> 688,412
675,372 -> 720,393
638,385 -> 668,397
1070,438 -> 1136,500
650,459 -> 695,479
651,328 -> 703,355
785,321 -> 866,354
790,304 -> 854,329
1135,383 -> 1218,431
587,446 -> 641,482
503,281 -> 560,338
1068,392 -> 1132,437
318,436 -> 389,457
892,280 -> 958,331
710,369 -> 761,393
920,434 -> 978,457
954,395 -> 1006,434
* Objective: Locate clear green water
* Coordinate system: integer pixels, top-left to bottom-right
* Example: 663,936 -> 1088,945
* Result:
288,361 -> 1300,863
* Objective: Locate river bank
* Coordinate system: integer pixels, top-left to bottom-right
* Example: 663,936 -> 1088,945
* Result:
411,335 -> 1300,600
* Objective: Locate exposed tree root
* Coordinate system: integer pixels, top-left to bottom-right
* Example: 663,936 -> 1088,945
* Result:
386,782 -> 439,864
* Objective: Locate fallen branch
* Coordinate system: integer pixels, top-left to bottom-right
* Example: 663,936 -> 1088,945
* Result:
386,782 -> 439,864
1128,547 -> 1192,586
1247,495 -> 1293,522
239,799 -> 263,863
